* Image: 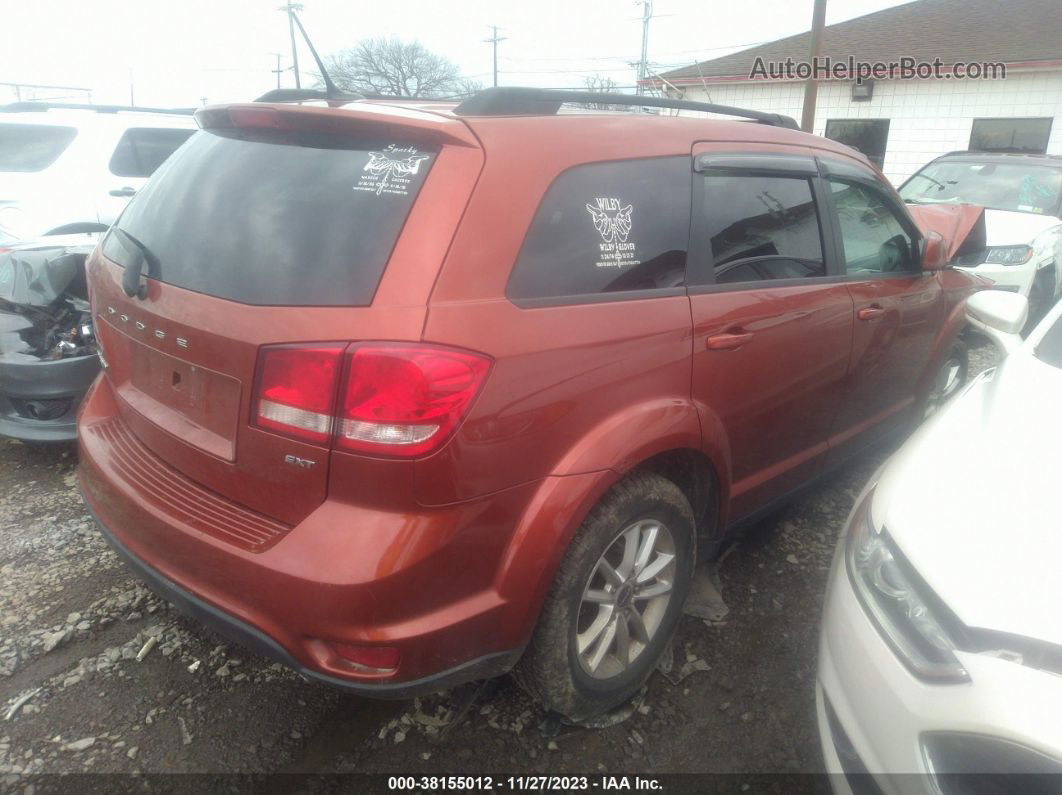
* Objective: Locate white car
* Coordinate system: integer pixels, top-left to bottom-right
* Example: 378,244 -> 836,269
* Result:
817,289 -> 1062,792
900,153 -> 1062,323
0,103 -> 196,239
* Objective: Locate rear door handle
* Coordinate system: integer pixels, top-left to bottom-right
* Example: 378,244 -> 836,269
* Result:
857,305 -> 885,321
109,186 -> 136,197
706,331 -> 755,350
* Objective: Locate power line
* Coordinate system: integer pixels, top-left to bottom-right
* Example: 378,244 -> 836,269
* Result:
499,66 -> 638,75
493,40 -> 772,64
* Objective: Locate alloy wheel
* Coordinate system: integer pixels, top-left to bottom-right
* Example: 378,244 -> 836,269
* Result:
574,519 -> 676,680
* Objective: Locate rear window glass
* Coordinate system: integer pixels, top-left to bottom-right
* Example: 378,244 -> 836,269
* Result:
103,129 -> 436,306
0,124 -> 77,172
109,127 -> 195,178
507,157 -> 691,301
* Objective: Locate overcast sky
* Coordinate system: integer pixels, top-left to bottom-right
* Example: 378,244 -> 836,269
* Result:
6,0 -> 913,106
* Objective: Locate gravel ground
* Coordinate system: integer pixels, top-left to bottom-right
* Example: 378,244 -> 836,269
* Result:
0,334 -> 999,789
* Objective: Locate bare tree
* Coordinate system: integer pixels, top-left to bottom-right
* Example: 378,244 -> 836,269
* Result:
324,38 -> 480,98
584,75 -> 619,94
583,74 -> 623,110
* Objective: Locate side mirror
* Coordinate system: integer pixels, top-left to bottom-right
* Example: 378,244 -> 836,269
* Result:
920,231 -> 948,271
965,290 -> 1028,354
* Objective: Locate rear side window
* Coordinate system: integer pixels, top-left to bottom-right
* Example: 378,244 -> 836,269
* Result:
697,174 -> 825,285
104,129 -> 436,306
109,127 -> 195,178
507,157 -> 690,301
0,124 -> 77,172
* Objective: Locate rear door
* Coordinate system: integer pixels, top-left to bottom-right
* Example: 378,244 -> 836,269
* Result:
89,106 -> 482,525
688,144 -> 853,522
819,158 -> 942,459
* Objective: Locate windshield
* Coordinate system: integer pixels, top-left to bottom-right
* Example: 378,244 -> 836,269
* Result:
899,161 -> 1062,216
1035,315 -> 1062,369
0,124 -> 77,172
103,128 -> 436,306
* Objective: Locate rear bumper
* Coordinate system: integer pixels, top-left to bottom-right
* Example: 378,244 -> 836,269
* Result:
77,375 -> 543,694
83,493 -> 519,697
0,354 -> 99,442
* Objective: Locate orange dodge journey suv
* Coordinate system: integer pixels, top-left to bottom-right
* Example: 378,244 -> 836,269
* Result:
78,87 -> 980,720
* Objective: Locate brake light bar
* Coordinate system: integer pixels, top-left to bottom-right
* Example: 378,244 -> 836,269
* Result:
195,106 -> 288,131
252,342 -> 491,458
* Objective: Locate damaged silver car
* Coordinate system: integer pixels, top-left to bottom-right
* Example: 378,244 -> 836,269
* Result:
0,236 -> 99,442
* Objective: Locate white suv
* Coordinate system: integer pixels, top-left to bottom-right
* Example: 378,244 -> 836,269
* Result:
0,103 -> 196,239
899,152 -> 1062,325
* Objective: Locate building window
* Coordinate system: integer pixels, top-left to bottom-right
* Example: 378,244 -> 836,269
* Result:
970,118 -> 1053,154
824,119 -> 890,169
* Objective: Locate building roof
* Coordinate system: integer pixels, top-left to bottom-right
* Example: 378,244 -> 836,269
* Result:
660,0 -> 1062,82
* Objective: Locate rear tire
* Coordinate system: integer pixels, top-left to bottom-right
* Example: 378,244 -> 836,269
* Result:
515,471 -> 696,722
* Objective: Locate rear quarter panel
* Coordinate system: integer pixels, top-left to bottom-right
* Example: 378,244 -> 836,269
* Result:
419,117 -> 703,506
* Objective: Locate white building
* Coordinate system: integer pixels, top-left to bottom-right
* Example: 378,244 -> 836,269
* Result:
652,0 -> 1062,185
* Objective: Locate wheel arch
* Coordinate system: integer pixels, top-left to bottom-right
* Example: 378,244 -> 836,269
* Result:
916,292 -> 968,399
498,442 -> 726,647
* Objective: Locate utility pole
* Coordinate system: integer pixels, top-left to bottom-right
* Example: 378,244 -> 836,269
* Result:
280,2 -> 304,90
128,68 -> 135,107
271,53 -> 284,89
637,0 -> 653,95
800,0 -> 827,133
484,25 -> 506,88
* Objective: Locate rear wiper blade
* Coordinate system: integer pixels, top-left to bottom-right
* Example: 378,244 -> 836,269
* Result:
111,227 -> 157,300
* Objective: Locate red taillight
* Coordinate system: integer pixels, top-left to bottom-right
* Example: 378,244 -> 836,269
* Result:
336,344 -> 491,457
251,342 -> 491,457
253,344 -> 345,443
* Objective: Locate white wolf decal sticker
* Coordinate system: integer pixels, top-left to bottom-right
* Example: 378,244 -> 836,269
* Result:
361,146 -> 430,195
585,199 -> 634,244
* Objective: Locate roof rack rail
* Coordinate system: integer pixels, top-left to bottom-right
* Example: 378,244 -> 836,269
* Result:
452,87 -> 800,129
0,102 -> 195,115
359,92 -> 459,102
254,89 -> 457,104
254,88 -> 361,104
938,149 -> 1062,159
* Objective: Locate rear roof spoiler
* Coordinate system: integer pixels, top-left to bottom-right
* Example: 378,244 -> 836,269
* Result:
254,89 -> 361,105
453,87 -> 800,129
